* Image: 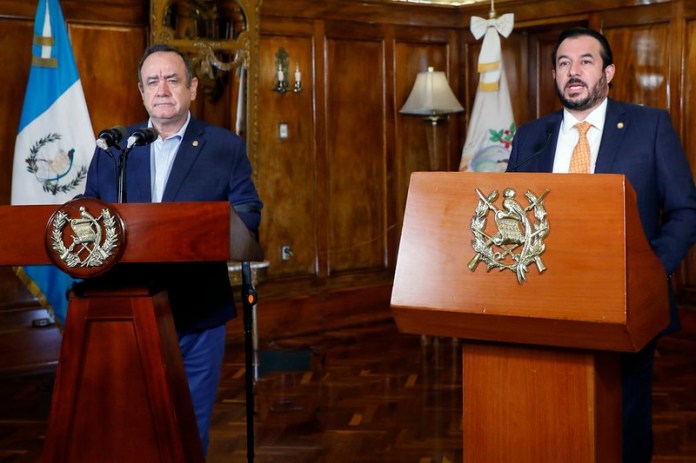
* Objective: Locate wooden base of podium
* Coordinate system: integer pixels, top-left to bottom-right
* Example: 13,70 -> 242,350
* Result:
42,287 -> 204,463
462,343 -> 622,463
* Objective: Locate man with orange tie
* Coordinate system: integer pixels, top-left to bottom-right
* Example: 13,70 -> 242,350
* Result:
507,27 -> 696,463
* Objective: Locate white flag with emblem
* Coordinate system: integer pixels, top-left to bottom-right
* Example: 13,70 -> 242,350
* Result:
11,0 -> 95,324
459,13 -> 516,172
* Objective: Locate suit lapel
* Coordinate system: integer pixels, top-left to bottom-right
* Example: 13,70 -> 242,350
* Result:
595,99 -> 628,173
161,118 -> 206,201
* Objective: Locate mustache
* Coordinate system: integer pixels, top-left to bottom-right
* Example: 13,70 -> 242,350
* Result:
565,77 -> 587,90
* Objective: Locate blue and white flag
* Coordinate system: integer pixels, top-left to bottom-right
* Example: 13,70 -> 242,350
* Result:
11,0 -> 95,325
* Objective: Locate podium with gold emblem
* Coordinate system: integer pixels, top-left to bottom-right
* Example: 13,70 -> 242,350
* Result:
391,172 -> 668,463
0,199 -> 262,463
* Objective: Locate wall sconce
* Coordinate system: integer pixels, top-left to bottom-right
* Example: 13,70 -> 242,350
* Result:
400,66 -> 463,170
274,47 -> 302,94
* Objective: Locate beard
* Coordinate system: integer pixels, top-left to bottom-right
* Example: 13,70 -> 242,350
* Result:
555,74 -> 608,111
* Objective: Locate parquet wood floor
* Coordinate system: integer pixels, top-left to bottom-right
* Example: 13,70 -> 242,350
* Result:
1,308 -> 695,462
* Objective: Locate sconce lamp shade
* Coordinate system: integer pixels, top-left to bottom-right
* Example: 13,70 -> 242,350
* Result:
400,67 -> 464,117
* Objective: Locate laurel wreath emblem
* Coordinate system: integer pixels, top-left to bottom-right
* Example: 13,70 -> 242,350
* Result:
468,188 -> 549,284
50,208 -> 119,268
26,133 -> 87,195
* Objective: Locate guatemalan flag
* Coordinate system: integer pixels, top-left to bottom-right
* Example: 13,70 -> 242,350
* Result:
11,0 -> 95,325
459,12 -> 516,172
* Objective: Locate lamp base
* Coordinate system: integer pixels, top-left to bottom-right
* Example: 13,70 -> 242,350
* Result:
425,118 -> 443,171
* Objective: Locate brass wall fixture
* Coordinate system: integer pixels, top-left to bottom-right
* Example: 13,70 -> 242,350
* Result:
274,47 -> 302,94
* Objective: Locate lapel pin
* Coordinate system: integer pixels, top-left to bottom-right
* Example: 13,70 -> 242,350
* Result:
617,122 -> 624,129
192,140 -> 199,147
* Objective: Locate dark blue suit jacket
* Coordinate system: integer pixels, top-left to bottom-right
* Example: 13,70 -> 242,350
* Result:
507,98 -> 696,334
84,117 -> 263,333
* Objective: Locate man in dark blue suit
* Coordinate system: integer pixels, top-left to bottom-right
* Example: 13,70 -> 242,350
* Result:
507,28 -> 696,462
83,44 -> 262,453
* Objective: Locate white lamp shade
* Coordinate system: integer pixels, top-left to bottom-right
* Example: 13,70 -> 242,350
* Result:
400,66 -> 464,116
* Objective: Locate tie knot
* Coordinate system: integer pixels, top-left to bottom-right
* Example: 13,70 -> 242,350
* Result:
574,121 -> 592,136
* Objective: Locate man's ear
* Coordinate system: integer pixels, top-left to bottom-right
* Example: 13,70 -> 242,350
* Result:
190,77 -> 199,101
605,64 -> 616,85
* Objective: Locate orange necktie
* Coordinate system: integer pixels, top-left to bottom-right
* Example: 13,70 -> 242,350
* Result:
569,121 -> 592,173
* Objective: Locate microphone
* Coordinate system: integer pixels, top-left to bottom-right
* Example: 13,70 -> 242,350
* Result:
126,127 -> 158,148
95,126 -> 127,150
507,126 -> 554,172
116,127 -> 157,203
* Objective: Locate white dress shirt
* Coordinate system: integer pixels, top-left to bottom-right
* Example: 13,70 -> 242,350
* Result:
150,113 -> 191,202
552,98 -> 607,173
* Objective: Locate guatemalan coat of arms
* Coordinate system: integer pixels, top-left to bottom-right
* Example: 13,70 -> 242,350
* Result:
468,187 -> 549,284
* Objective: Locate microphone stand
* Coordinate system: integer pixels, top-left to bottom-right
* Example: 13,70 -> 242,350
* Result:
99,143 -> 127,203
116,146 -> 133,204
115,130 -> 157,202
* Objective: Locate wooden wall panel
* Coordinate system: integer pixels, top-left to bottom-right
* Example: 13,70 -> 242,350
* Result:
499,32 -> 528,125
257,31 -> 317,279
603,25 -> 670,109
0,18 -> 33,205
256,16 -> 461,300
69,25 -> 148,133
325,35 -> 387,273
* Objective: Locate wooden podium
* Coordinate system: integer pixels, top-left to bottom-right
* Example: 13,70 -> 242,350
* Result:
390,172 -> 669,463
0,200 -> 262,463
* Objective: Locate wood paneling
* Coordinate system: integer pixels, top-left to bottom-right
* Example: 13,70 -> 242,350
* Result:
603,25 -> 671,109
0,18 -> 33,204
260,0 -> 463,28
257,31 -> 317,279
69,24 -> 149,133
326,34 -> 387,273
256,17 -> 462,288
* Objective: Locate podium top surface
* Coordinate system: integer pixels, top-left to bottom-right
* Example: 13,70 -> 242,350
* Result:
0,201 -> 262,267
391,172 -> 668,352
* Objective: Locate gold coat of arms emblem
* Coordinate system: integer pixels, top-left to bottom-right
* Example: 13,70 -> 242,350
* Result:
468,187 -> 549,284
45,198 -> 125,278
